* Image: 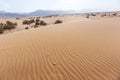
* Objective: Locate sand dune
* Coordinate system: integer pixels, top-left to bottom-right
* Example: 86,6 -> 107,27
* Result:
0,16 -> 120,80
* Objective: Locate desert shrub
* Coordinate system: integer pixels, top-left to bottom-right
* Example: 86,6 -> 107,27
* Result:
0,27 -> 4,33
23,20 -> 29,25
34,25 -> 39,28
101,14 -> 106,17
35,22 -> 40,25
54,20 -> 62,24
29,19 -> 35,23
36,18 -> 40,23
86,14 -> 90,18
86,15 -> 89,18
0,23 -> 4,34
40,20 -> 47,26
23,19 -> 35,25
4,21 -> 17,30
0,21 -> 17,34
34,19 -> 47,28
112,13 -> 117,16
16,18 -> 20,20
25,27 -> 29,30
34,18 -> 40,25
0,23 -> 3,26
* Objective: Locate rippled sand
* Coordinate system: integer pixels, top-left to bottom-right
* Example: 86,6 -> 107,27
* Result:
0,16 -> 120,80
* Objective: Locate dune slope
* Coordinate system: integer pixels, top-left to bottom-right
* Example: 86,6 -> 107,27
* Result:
0,17 -> 120,80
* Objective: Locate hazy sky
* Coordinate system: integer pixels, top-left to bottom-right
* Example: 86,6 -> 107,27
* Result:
0,0 -> 120,12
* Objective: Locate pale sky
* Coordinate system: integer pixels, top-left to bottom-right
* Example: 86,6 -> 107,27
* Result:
0,0 -> 120,13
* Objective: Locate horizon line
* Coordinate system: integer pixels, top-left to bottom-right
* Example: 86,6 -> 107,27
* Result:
0,9 -> 120,14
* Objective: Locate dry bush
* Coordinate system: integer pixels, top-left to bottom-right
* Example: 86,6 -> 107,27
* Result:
34,19 -> 47,28
54,20 -> 62,24
40,21 -> 47,26
86,14 -> 90,18
4,21 -> 17,30
0,23 -> 4,34
101,14 -> 106,17
16,18 -> 20,20
112,13 -> 117,16
23,19 -> 35,25
25,27 -> 29,30
35,18 -> 40,25
0,21 -> 17,34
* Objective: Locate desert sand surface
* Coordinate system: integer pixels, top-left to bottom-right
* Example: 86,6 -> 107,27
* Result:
0,13 -> 120,80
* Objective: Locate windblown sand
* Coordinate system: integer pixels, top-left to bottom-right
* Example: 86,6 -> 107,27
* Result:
0,16 -> 120,80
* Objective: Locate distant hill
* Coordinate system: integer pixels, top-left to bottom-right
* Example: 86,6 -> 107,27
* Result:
0,11 -> 27,18
0,11 -> 6,13
29,10 -> 78,16
0,9 -> 119,18
0,10 -> 78,18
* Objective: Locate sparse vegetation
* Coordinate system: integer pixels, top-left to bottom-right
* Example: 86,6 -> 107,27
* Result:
86,14 -> 90,18
16,18 -> 20,20
112,13 -> 117,16
34,25 -> 39,28
34,19 -> 47,28
23,20 -> 29,25
30,19 -> 35,23
0,23 -> 4,34
86,15 -> 89,18
35,18 -> 40,25
54,20 -> 62,24
25,27 -> 29,30
0,21 -> 17,34
34,18 -> 40,28
4,21 -> 17,30
40,21 -> 47,26
23,19 -> 35,25
101,14 -> 106,17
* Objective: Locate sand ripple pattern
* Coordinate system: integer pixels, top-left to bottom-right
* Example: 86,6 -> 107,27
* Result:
0,18 -> 120,80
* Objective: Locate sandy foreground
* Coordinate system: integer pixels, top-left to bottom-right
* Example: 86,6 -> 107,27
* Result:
0,14 -> 120,80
